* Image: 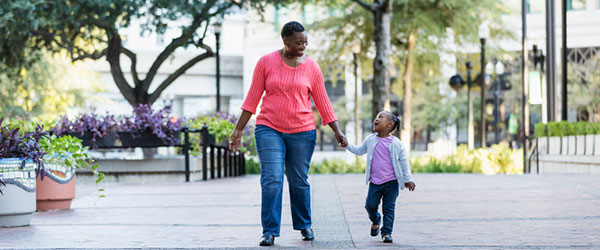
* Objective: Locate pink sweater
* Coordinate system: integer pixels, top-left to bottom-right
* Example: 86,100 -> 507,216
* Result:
241,51 -> 337,133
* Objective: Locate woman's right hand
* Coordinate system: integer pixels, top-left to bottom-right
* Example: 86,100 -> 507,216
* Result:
229,129 -> 243,152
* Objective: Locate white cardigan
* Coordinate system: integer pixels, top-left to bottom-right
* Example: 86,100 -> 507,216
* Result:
346,133 -> 413,189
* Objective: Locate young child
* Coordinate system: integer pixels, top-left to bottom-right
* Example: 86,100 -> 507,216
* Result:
343,111 -> 416,243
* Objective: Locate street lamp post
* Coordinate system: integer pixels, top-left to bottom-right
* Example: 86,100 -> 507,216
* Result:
352,43 -> 361,145
449,61 -> 474,150
466,62 -> 474,150
213,20 -> 222,112
479,22 -> 490,148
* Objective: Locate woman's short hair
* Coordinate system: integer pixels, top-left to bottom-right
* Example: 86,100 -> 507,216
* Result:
281,21 -> 305,38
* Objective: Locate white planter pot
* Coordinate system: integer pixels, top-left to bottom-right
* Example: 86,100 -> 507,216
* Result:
0,159 -> 36,227
567,136 -> 576,155
537,137 -> 548,155
548,136 -> 562,155
585,135 -> 595,155
576,135 -> 586,155
595,135 -> 600,156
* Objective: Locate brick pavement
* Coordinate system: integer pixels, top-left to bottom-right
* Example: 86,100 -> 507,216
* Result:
0,174 -> 599,249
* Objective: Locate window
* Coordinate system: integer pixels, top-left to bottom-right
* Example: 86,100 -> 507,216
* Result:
527,0 -> 545,13
567,0 -> 586,10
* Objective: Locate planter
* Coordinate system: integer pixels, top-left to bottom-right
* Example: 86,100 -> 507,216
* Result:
595,135 -> 600,156
548,136 -> 561,155
585,135 -> 595,155
118,130 -> 182,147
561,136 -> 569,155
0,159 -> 36,227
576,135 -> 585,155
566,136 -> 576,155
66,131 -> 117,148
36,159 -> 76,211
537,137 -> 548,155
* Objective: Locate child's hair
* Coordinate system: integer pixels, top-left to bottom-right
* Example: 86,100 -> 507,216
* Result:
383,111 -> 401,134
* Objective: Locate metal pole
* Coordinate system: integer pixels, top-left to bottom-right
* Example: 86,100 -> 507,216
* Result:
202,126 -> 208,181
466,62 -> 474,150
493,78 -> 500,144
184,127 -> 190,182
546,0 -> 556,121
217,147 -> 222,178
561,0 -> 567,121
354,53 -> 359,145
216,32 -> 221,112
480,38 -> 487,148
210,145 -> 215,179
522,0 -> 530,173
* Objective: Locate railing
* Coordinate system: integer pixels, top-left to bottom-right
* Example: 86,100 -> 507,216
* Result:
191,126 -> 245,182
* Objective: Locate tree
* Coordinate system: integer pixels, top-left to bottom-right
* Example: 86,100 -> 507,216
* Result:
310,0 -> 511,151
0,0 -> 275,107
568,56 -> 600,122
0,50 -> 101,121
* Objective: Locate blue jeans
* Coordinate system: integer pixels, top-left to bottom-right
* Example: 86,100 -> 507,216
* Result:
365,180 -> 399,236
255,125 -> 316,237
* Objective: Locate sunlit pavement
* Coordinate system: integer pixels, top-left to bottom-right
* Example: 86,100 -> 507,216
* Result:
1,173 -> 599,249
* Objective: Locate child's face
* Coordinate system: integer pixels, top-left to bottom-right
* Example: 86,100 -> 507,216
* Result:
372,112 -> 394,134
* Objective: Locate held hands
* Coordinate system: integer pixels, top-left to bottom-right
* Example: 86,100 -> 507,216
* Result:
229,129 -> 243,152
335,131 -> 348,148
405,181 -> 416,191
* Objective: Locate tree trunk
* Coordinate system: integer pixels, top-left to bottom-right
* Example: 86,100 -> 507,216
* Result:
371,0 -> 393,119
106,35 -> 137,106
400,32 -> 416,153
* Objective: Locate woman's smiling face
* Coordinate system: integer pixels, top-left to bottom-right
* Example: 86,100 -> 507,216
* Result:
283,31 -> 308,57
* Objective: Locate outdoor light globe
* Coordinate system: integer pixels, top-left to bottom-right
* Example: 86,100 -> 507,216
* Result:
351,43 -> 361,54
212,20 -> 223,35
478,22 -> 490,40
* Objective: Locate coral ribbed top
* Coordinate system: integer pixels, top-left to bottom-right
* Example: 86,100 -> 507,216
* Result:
241,50 -> 337,133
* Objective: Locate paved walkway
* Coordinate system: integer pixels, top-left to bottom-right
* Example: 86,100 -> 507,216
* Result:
1,174 -> 600,249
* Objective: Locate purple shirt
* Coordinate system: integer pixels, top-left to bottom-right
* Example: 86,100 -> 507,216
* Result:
370,136 -> 396,185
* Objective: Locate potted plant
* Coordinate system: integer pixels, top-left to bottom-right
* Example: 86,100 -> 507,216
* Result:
0,120 -> 46,227
53,113 -> 118,148
36,134 -> 103,211
118,104 -> 183,147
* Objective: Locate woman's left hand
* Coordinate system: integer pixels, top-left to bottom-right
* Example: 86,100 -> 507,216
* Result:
335,131 -> 348,148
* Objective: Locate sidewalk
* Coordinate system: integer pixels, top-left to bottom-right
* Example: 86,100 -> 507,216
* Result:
1,173 -> 599,249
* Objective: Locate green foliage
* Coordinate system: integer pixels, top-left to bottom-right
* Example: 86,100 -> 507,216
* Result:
245,156 -> 261,175
534,122 -> 547,137
39,135 -> 104,185
0,50 -> 100,121
546,121 -> 567,137
309,157 -> 366,174
0,0 -> 285,106
538,121 -> 600,137
411,143 -> 523,174
567,56 -> 600,122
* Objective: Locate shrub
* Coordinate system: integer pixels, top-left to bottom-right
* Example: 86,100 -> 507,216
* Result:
535,121 -> 600,137
411,143 -> 523,174
534,123 -> 546,137
309,157 -> 365,174
245,156 -> 260,174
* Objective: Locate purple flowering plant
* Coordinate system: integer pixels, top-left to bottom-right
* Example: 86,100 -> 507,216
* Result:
119,104 -> 183,145
0,119 -> 47,193
53,113 -> 119,143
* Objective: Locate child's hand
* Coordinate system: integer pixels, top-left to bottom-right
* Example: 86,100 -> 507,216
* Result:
405,181 -> 416,191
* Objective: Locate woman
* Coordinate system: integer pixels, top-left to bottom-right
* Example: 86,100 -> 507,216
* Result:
229,21 -> 347,246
